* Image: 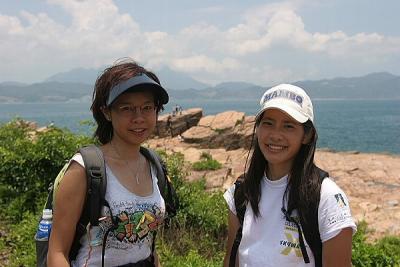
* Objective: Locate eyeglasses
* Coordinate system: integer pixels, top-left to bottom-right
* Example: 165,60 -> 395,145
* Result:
113,104 -> 156,117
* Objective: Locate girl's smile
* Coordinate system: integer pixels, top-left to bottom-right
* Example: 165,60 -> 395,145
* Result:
266,144 -> 288,152
128,127 -> 148,138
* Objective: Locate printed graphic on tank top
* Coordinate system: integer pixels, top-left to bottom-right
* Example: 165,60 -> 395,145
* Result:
71,154 -> 166,267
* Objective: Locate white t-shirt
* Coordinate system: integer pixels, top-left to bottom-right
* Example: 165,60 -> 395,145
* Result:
224,175 -> 357,267
69,154 -> 166,267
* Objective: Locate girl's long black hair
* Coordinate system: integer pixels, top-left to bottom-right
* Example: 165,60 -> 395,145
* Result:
237,119 -> 320,221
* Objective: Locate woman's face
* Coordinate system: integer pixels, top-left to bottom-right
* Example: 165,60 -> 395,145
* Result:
106,91 -> 157,147
256,108 -> 308,176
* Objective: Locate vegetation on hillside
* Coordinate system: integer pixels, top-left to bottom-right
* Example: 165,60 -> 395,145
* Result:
0,119 -> 399,266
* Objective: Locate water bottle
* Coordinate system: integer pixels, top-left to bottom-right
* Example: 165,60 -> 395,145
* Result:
35,209 -> 53,241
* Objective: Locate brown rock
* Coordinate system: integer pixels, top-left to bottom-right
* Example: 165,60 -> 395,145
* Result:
181,126 -> 217,144
181,112 -> 252,150
155,108 -> 203,137
198,115 -> 215,127
15,119 -> 38,130
210,111 -> 245,131
235,117 -> 256,149
205,168 -> 229,189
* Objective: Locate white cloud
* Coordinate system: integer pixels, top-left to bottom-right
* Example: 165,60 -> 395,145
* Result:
0,0 -> 146,82
0,14 -> 23,34
171,55 -> 240,74
0,0 -> 399,84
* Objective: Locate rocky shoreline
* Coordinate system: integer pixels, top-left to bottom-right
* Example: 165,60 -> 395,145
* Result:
148,136 -> 400,240
149,108 -> 400,240
16,108 -> 400,240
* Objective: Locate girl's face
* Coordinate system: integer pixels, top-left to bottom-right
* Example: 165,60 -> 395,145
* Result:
104,91 -> 157,147
257,108 -> 310,177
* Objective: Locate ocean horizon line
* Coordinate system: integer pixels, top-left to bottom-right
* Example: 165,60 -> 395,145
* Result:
1,97 -> 400,105
1,99 -> 399,155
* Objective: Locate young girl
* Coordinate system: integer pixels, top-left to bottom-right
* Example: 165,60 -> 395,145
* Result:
47,59 -> 169,267
223,84 -> 357,267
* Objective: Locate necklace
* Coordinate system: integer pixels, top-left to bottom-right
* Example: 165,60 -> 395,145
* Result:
110,141 -> 143,184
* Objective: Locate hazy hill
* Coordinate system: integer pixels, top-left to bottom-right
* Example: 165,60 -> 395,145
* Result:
0,82 -> 91,103
1,71 -> 399,103
46,67 -> 102,84
214,81 -> 257,90
45,66 -> 210,90
294,72 -> 400,99
157,67 -> 210,90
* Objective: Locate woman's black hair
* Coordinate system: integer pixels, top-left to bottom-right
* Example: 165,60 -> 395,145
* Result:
90,58 -> 165,144
238,117 -> 320,220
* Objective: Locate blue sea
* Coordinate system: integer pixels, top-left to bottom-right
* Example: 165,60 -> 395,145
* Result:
1,99 -> 399,154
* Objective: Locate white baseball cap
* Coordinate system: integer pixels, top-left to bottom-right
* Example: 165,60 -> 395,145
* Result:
255,84 -> 314,123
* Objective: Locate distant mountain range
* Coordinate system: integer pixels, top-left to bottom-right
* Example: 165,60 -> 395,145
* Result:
45,66 -> 210,90
1,69 -> 399,103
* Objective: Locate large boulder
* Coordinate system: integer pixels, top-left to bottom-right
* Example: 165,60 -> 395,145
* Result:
180,126 -> 218,144
155,109 -> 255,150
155,108 -> 202,137
210,111 -> 245,131
197,115 -> 214,127
181,111 -> 255,150
234,116 -> 255,149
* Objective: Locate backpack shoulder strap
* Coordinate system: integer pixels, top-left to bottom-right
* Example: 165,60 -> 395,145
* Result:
140,147 -> 178,217
78,145 -> 106,227
140,147 -> 166,195
301,167 -> 329,267
317,167 -> 329,182
229,177 -> 246,267
67,145 -> 106,261
138,147 -> 179,265
233,179 -> 246,225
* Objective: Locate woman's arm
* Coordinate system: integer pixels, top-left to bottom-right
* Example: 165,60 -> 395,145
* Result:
47,162 -> 87,267
154,249 -> 162,267
223,210 -> 240,267
322,227 -> 353,267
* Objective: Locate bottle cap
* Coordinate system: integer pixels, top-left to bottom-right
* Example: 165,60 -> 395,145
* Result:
42,209 -> 53,219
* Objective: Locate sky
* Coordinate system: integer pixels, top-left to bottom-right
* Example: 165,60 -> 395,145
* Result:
0,0 -> 399,86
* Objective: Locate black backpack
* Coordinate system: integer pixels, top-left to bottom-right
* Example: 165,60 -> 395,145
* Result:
229,168 -> 328,267
36,145 -> 179,267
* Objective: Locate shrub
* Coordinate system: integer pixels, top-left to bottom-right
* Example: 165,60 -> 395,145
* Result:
157,149 -> 187,189
156,151 -> 227,264
0,211 -> 38,267
192,152 -> 222,171
352,221 -> 400,266
0,120 -> 93,219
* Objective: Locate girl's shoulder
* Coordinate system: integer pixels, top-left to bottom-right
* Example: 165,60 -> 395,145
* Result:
320,177 -> 351,205
223,183 -> 236,203
320,177 -> 345,195
70,153 -> 84,167
223,183 -> 238,214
